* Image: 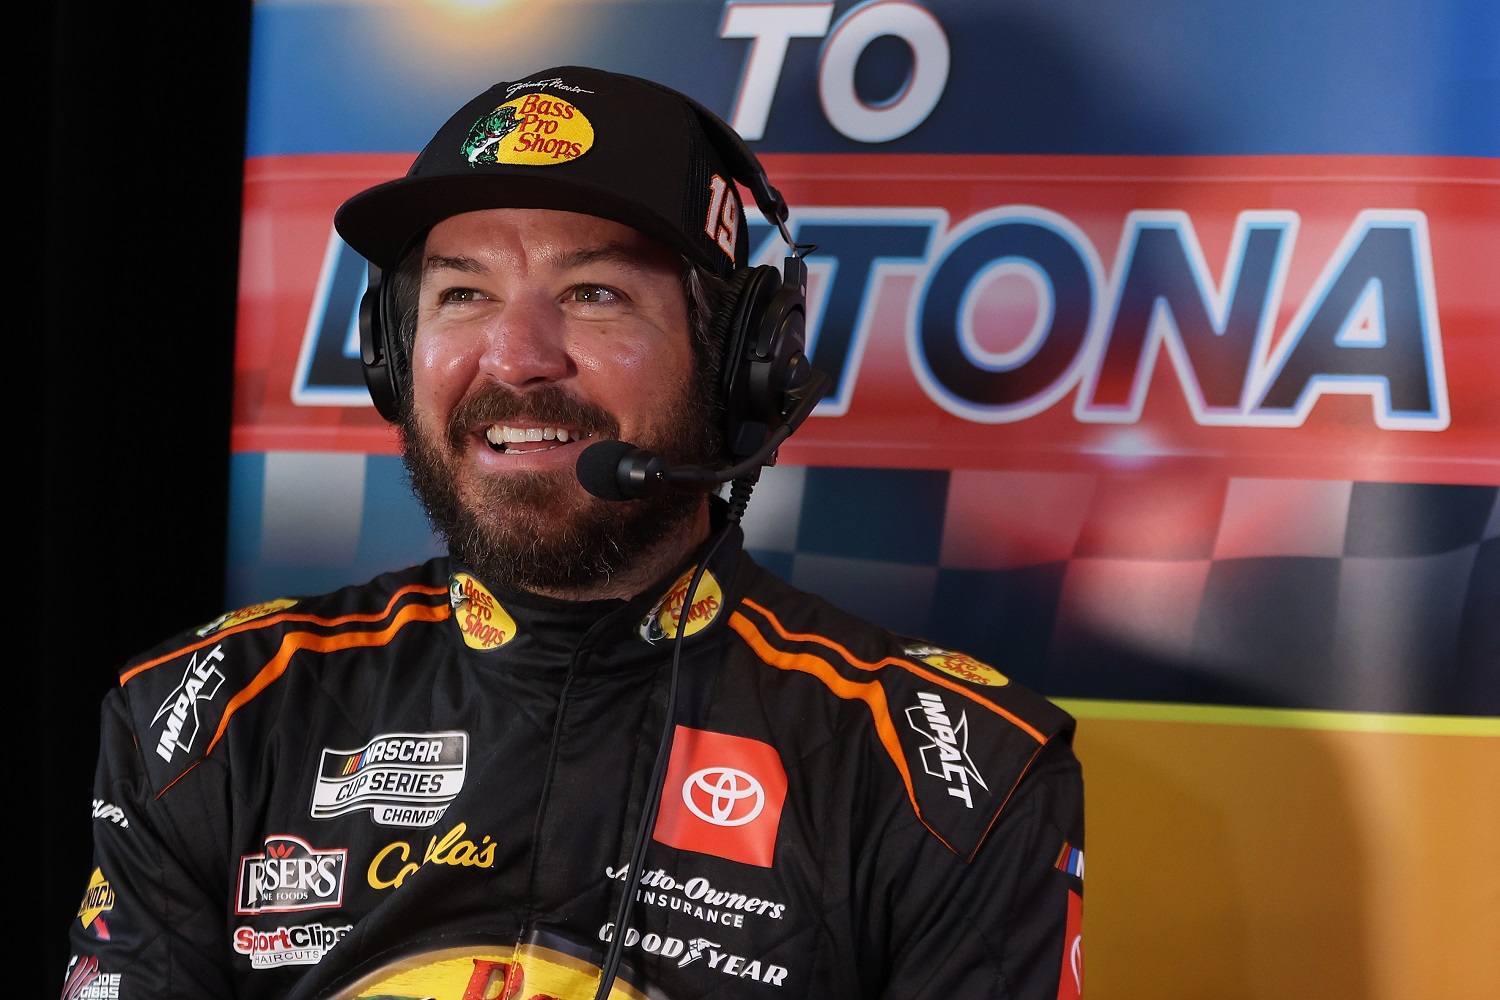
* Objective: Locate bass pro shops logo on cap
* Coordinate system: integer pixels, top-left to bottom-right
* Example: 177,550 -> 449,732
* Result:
461,90 -> 595,166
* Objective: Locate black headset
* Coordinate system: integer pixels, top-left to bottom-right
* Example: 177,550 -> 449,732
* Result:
356,98 -> 819,474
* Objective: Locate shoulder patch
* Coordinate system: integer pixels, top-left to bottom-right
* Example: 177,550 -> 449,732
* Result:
726,589 -> 1073,860
119,576 -> 451,796
902,642 -> 1010,687
135,641 -> 233,777
880,660 -> 1073,860
195,598 -> 298,638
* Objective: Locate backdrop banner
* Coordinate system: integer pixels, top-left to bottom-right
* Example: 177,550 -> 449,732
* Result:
230,3 -> 1500,997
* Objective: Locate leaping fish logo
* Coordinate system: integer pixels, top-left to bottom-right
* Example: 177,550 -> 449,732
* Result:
462,105 -> 522,165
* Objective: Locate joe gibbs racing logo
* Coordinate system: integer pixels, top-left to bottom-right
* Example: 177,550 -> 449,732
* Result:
639,567 -> 724,642
904,643 -> 1009,686
462,91 -> 595,166
450,573 -> 518,650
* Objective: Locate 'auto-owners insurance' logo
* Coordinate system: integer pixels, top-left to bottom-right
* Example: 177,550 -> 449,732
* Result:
150,644 -> 226,763
653,727 -> 787,867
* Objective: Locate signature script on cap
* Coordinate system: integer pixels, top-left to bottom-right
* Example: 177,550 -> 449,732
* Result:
505,78 -> 596,98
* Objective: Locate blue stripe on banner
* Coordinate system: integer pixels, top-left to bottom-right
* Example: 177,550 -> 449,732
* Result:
245,0 -> 1500,159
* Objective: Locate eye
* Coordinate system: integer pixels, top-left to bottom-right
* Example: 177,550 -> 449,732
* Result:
438,287 -> 478,304
570,284 -> 622,305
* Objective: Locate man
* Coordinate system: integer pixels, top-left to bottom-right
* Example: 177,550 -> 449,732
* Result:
64,66 -> 1085,1000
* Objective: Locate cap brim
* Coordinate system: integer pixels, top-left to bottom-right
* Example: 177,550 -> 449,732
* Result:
334,172 -> 707,272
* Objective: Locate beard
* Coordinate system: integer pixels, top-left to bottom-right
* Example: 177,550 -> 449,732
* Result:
399,374 -> 721,596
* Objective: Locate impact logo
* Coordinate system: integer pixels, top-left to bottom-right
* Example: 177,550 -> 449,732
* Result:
236,834 -> 347,915
60,956 -> 121,1000
640,566 -> 724,642
195,598 -> 296,637
905,643 -> 1009,687
150,644 -> 226,763
462,91 -> 594,166
76,868 -> 115,938
906,690 -> 988,808
450,573 -> 517,650
310,730 -> 468,827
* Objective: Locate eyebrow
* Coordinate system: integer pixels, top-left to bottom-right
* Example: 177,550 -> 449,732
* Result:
554,242 -> 657,273
422,241 -> 659,279
423,253 -> 488,277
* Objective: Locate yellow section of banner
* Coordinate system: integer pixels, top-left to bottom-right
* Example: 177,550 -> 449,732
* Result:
1070,712 -> 1500,1000
1057,698 -> 1500,736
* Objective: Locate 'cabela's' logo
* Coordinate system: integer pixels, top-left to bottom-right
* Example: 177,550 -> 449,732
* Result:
367,822 -> 497,891
904,643 -> 1009,687
449,573 -> 517,650
462,92 -> 594,166
639,567 -> 724,643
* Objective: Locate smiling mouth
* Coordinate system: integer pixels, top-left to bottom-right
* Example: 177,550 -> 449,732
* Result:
482,425 -> 591,454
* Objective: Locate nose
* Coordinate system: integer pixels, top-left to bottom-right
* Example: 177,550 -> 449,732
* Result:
478,294 -> 573,388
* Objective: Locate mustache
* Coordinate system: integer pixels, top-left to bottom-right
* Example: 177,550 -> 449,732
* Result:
446,383 -> 620,449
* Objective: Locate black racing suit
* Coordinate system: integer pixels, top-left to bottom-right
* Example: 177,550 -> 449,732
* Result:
63,514 -> 1085,1000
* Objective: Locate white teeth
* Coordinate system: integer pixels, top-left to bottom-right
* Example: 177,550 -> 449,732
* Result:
483,425 -> 576,447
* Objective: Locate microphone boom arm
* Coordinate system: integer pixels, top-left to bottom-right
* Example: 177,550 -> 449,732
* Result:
577,369 -> 831,501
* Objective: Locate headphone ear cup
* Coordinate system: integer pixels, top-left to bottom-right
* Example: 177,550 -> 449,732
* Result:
358,264 -> 404,423
713,262 -> 808,461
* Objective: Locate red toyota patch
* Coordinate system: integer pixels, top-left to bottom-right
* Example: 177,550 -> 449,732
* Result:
652,726 -> 787,868
1057,888 -> 1084,1000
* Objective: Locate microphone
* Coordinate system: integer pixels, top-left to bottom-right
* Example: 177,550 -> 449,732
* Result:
576,369 -> 830,501
575,436 -> 769,501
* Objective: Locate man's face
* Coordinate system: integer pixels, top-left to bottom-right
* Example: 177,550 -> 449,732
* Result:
398,207 -> 717,597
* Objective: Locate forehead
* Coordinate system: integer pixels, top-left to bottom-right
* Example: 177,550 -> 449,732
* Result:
423,207 -> 681,273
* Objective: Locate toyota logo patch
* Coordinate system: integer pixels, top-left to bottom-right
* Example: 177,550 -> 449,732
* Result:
682,767 -> 765,827
653,727 -> 787,867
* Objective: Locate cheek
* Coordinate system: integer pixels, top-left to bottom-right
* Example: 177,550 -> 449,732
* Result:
576,341 -> 690,434
409,332 -> 481,421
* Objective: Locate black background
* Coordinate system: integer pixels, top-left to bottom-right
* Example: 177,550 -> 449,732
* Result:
27,2 -> 252,992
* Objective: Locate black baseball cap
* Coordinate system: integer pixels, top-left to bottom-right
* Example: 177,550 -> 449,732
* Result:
333,65 -> 756,279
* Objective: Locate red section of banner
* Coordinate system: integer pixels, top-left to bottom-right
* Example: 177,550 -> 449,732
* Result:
233,153 -> 1500,484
